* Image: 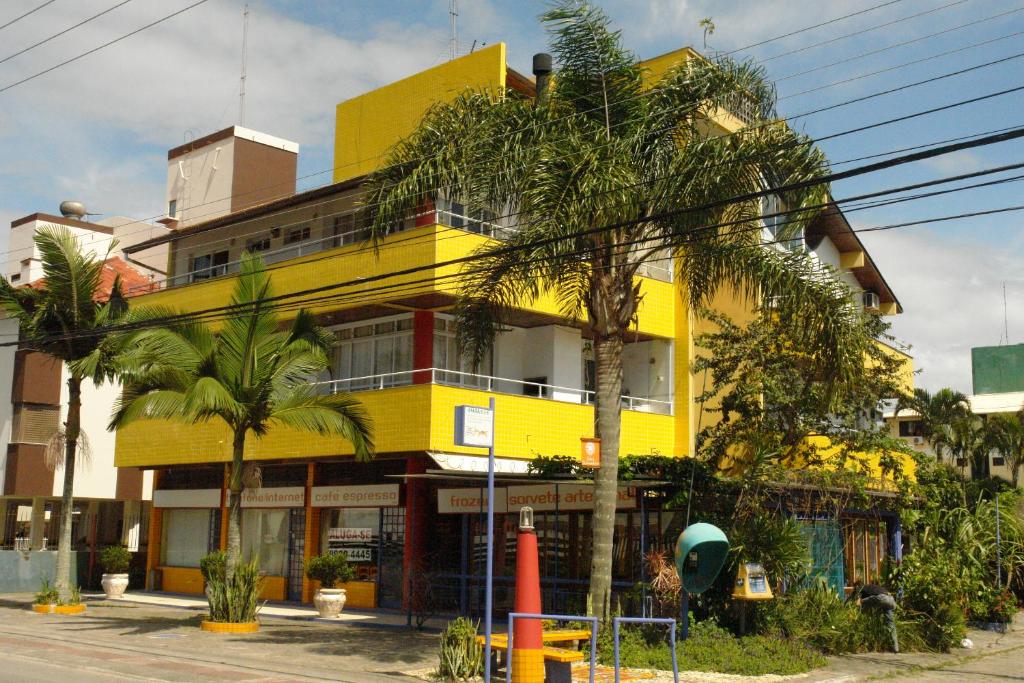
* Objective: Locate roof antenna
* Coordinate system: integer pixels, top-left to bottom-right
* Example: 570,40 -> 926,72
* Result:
239,3 -> 249,126
449,0 -> 458,60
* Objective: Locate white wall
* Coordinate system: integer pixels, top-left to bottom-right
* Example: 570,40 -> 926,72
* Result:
0,316 -> 17,493
621,339 -> 673,402
810,235 -> 862,296
52,367 -> 121,500
167,137 -> 236,227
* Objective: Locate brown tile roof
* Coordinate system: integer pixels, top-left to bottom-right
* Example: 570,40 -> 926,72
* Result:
28,257 -> 156,300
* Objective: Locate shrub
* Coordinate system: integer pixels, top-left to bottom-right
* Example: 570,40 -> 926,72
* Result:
305,553 -> 355,589
99,545 -> 132,574
201,551 -> 262,624
63,585 -> 82,606
34,578 -> 58,605
436,617 -> 483,681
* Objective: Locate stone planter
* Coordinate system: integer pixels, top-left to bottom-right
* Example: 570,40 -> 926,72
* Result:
313,588 -> 347,618
200,620 -> 259,633
101,573 -> 130,599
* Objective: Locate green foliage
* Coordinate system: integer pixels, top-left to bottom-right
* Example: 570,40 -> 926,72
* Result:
436,617 -> 483,682
985,411 -> 1024,486
34,578 -> 58,605
527,455 -> 586,478
305,553 -> 355,589
63,585 -> 82,607
600,620 -> 824,676
894,388 -> 971,461
99,545 -> 132,574
202,552 -> 262,624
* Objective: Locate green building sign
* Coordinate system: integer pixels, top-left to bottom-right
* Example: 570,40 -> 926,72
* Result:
972,344 -> 1024,394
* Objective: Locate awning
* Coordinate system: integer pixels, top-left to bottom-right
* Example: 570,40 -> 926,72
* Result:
426,451 -> 531,475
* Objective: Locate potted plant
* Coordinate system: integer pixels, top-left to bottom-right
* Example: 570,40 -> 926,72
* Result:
99,545 -> 132,599
306,553 -> 355,618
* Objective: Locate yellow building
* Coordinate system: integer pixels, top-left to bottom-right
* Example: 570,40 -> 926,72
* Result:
116,45 -> 906,609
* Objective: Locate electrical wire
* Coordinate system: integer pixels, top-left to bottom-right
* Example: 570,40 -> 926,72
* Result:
0,0 -> 56,32
0,0 -> 135,66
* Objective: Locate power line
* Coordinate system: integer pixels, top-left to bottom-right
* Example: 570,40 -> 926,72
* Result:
0,0 -> 211,94
0,0 -> 135,66
0,0 -> 56,32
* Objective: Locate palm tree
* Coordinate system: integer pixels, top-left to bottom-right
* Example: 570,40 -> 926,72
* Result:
363,2 -> 866,617
895,387 -> 972,462
985,412 -> 1024,486
934,414 -> 986,480
0,226 -> 135,601
111,254 -> 373,579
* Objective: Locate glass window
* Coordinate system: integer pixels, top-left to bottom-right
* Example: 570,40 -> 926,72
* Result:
331,316 -> 415,389
245,236 -> 271,253
168,199 -> 177,218
162,509 -> 211,567
241,509 -> 289,576
320,508 -> 380,581
190,250 -> 229,281
284,225 -> 311,244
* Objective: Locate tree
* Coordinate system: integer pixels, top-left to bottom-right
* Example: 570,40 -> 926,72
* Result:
894,387 -> 971,461
111,254 -> 373,580
0,227 -> 135,601
985,411 -> 1024,486
362,2 -> 863,618
694,309 -> 909,476
934,414 -> 986,480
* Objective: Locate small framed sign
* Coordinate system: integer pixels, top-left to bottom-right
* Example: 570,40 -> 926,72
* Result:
454,405 -> 494,448
581,437 -> 601,468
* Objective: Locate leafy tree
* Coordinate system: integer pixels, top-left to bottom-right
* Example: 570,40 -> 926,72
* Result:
694,309 -> 907,476
362,2 -> 862,617
985,411 -> 1024,487
933,414 -> 987,480
111,254 -> 373,580
894,388 -> 971,462
0,226 -> 140,601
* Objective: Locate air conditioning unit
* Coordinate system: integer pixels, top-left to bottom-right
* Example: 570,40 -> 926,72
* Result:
912,436 -> 924,445
862,291 -> 881,311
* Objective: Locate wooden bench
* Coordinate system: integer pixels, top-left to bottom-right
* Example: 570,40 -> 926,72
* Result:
477,631 -> 589,683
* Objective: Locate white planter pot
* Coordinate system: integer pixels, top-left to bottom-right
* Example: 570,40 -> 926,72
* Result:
101,573 -> 130,599
314,588 -> 347,618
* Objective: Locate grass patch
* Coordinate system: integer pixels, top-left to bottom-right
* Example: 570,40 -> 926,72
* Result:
599,621 -> 826,676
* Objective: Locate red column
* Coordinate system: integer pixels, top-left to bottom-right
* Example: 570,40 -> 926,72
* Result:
412,311 -> 434,385
402,455 -> 429,610
512,513 -> 544,682
415,198 -> 436,227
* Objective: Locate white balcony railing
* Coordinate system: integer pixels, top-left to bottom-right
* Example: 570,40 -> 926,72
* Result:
313,367 -> 674,415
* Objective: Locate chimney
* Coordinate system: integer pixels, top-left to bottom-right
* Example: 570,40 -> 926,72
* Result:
533,53 -> 552,100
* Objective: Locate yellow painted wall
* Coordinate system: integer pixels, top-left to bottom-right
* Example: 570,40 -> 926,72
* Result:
873,340 -> 915,396
638,47 -> 747,134
160,566 -> 204,595
333,44 -> 508,183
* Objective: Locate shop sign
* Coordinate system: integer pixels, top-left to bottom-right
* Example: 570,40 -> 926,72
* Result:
328,527 -> 374,542
454,405 -> 494,448
311,484 -> 400,508
438,487 -> 508,514
506,484 -> 636,512
241,487 -> 305,508
581,438 -> 601,468
153,488 -> 221,509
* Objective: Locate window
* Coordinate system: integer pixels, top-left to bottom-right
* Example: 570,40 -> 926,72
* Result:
433,315 -> 491,387
9,274 -> 19,283
898,420 -> 924,437
241,509 -> 289,576
523,376 -> 549,398
320,508 -> 380,581
333,213 -> 369,247
842,517 -> 887,588
190,250 -> 229,281
993,456 -> 1006,467
284,225 -> 311,245
162,509 -> 211,567
168,199 -> 177,218
245,236 -> 271,253
761,192 -> 804,251
332,315 -> 414,390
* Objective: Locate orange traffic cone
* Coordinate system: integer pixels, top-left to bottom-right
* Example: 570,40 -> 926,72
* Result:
512,506 -> 544,683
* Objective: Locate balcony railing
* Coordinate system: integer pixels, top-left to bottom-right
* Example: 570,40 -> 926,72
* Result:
313,367 -> 674,415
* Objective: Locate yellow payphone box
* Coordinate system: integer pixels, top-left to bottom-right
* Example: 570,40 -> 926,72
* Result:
733,562 -> 773,600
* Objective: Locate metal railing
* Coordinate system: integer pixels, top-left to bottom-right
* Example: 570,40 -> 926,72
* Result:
314,367 -> 673,415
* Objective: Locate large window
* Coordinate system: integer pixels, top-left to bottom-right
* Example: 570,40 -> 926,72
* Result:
162,509 -> 212,567
320,508 -> 380,582
190,250 -> 229,281
332,316 -> 414,389
241,509 -> 289,576
433,315 -> 491,386
898,420 -> 924,437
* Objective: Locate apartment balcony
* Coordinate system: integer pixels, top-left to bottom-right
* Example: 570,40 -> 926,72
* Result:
113,378 -> 675,469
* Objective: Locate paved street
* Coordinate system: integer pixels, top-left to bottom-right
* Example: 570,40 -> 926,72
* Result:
879,643 -> 1024,682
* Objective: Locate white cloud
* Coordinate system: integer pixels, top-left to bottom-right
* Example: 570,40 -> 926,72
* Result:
859,223 -> 1024,393
919,150 -> 986,175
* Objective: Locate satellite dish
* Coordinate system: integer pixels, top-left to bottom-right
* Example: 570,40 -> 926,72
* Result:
59,201 -> 87,219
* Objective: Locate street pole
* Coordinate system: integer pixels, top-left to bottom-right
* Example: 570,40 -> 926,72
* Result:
484,395 -> 496,682
995,494 -> 1002,588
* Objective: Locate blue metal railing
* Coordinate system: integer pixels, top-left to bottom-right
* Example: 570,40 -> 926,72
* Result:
612,616 -> 679,683
506,612 -> 598,683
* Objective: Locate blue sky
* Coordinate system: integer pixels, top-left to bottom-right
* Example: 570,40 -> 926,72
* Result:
0,0 -> 1022,392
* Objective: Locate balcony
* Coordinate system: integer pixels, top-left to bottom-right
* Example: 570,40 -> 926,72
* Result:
313,368 -> 673,416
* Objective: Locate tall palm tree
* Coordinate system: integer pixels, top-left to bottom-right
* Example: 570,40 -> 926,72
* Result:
895,387 -> 972,462
985,411 -> 1024,487
934,414 -> 986,480
111,254 -> 373,579
0,226 -> 135,601
363,2 -> 865,618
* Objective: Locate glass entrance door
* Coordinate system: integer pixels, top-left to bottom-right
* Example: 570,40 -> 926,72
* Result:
377,507 -> 405,608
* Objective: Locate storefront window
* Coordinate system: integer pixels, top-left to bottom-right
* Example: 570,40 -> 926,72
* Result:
320,508 -> 380,581
241,509 -> 289,576
162,509 -> 211,567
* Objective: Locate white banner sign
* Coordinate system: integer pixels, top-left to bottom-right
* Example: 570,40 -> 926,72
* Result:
506,484 -> 636,511
454,405 -> 494,448
153,488 -> 221,509
240,487 -> 305,508
311,484 -> 400,508
438,487 -> 509,514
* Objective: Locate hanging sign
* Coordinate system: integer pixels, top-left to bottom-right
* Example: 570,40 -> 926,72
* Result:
454,405 -> 494,448
240,487 -> 305,508
437,487 -> 508,514
311,484 -> 400,508
506,484 -> 636,512
581,437 -> 601,468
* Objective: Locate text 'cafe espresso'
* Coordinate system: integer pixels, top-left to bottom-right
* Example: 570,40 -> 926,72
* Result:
150,483 -> 403,607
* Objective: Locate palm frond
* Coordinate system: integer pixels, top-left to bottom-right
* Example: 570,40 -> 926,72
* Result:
269,389 -> 373,461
